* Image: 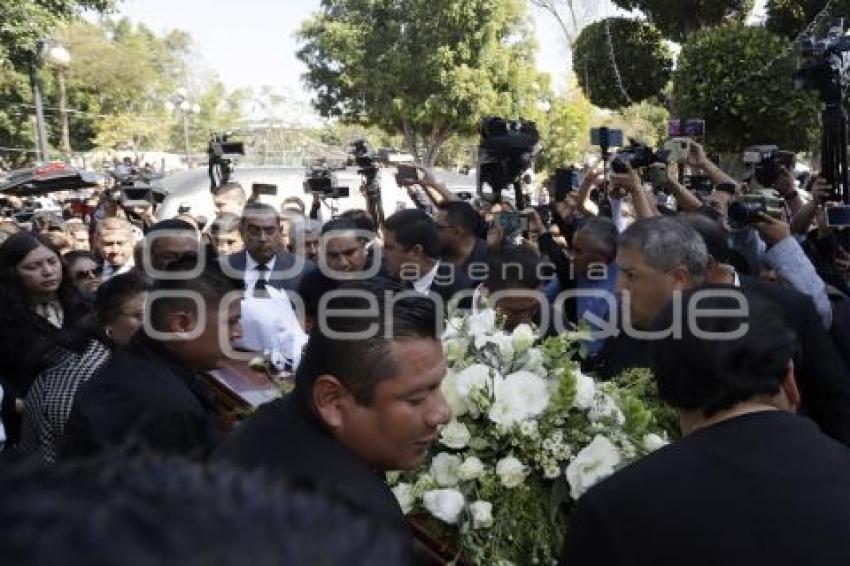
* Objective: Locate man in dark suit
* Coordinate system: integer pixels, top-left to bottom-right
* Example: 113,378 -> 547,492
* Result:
221,202 -> 314,294
595,215 -> 850,446
383,209 -> 474,309
561,289 -> 850,566
60,259 -> 242,459
213,278 -> 451,533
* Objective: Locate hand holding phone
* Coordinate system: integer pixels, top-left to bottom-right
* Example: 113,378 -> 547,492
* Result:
395,164 -> 421,187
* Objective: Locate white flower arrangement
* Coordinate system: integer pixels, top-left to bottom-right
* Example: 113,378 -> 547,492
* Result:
389,308 -> 670,565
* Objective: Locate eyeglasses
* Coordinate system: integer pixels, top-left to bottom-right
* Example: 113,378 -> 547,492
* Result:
73,266 -> 103,281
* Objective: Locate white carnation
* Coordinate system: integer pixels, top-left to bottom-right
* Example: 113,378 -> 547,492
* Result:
573,370 -> 596,410
488,371 -> 550,427
457,456 -> 485,481
519,348 -> 546,375
495,456 -> 528,488
470,500 -> 494,529
455,364 -> 491,399
469,309 -> 497,348
642,433 -> 668,452
391,482 -> 414,515
487,332 -> 515,363
440,370 -> 468,418
588,393 -> 626,425
511,323 -> 536,353
422,489 -> 465,524
566,435 -> 622,500
442,317 -> 464,340
430,452 -> 462,487
439,420 -> 471,450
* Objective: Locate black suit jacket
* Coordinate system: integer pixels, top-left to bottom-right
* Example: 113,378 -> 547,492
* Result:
429,261 -> 475,309
59,333 -> 221,460
561,411 -> 850,566
212,394 -> 408,530
223,249 -> 315,293
595,280 -> 850,446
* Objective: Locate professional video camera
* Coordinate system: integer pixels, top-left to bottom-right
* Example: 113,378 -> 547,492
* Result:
793,16 -> 850,225
208,132 -> 245,191
349,140 -> 385,227
303,164 -> 350,199
610,139 -> 670,174
477,116 -> 540,208
727,194 -> 785,230
741,145 -> 796,187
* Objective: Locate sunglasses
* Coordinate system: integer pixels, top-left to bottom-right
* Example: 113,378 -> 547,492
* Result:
73,266 -> 103,281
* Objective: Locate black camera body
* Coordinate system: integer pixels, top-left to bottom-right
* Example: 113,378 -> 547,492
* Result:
477,116 -> 540,206
611,139 -> 669,174
727,195 -> 785,230
742,145 -> 795,187
304,166 -> 350,199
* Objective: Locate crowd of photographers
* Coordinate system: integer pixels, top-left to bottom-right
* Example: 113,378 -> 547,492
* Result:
3,123 -> 850,563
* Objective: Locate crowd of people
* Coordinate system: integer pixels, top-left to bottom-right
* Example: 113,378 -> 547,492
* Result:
2,137 -> 850,565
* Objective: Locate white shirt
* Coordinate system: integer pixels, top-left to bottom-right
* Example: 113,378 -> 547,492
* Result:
103,257 -> 134,281
413,261 -> 440,295
244,253 -> 277,293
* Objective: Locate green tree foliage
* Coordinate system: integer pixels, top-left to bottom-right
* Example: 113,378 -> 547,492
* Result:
672,24 -> 819,153
536,91 -> 592,174
611,0 -> 754,42
297,0 -> 550,166
0,0 -> 113,69
765,0 -> 850,38
572,17 -> 673,111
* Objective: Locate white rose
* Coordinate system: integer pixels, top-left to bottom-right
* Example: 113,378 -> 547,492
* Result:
392,482 -> 414,515
440,370 -> 468,418
469,500 -> 494,529
439,420 -> 471,450
511,323 -> 536,354
422,489 -> 465,524
642,433 -> 668,452
457,456 -> 485,481
488,371 -> 550,427
487,332 -> 515,363
430,452 -> 462,487
566,435 -> 622,500
588,393 -> 625,426
573,371 -> 596,410
455,364 -> 491,399
469,309 -> 497,348
495,456 -> 528,488
519,348 -> 545,375
442,317 -> 464,340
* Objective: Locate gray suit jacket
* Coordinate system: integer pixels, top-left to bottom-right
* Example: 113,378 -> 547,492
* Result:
223,249 -> 315,293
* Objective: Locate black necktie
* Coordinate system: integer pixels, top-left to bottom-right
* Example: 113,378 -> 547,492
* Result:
254,263 -> 269,297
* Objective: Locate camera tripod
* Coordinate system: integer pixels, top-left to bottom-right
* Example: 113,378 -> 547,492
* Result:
819,97 -> 850,205
359,166 -> 385,229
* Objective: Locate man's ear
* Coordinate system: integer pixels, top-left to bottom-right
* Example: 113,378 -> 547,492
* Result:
669,265 -> 692,291
167,310 -> 196,335
780,358 -> 802,413
312,375 -> 349,431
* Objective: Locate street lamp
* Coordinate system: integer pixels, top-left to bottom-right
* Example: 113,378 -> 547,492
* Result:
44,41 -> 71,159
165,90 -> 200,167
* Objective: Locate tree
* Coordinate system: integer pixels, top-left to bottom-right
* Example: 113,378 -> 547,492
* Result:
611,0 -> 754,43
671,24 -> 819,153
764,0 -> 850,38
536,90 -> 592,174
297,0 -> 550,166
0,0 -> 112,70
528,0 -> 607,45
572,17 -> 673,110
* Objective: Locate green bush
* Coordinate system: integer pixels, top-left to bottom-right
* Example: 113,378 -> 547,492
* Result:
573,17 -> 673,111
672,23 -> 820,153
612,0 -> 754,42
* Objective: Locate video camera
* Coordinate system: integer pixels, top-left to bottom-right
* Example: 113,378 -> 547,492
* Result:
727,194 -> 785,230
303,165 -> 350,199
477,116 -> 540,207
611,139 -> 670,174
742,145 -> 795,187
208,132 -> 245,190
794,18 -> 850,94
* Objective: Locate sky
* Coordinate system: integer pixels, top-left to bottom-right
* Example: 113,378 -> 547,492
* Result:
113,0 -> 769,106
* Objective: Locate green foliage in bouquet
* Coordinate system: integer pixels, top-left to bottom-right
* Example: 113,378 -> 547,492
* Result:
388,310 -> 675,565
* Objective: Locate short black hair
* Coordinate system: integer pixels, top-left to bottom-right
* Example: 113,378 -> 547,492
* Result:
96,270 -> 151,328
681,213 -> 731,264
486,244 -> 542,292
147,218 -> 197,236
439,201 -> 481,235
338,209 -> 376,235
240,202 -> 279,223
321,216 -> 363,237
63,250 -> 100,269
149,257 -> 240,332
296,277 -> 439,405
649,285 -> 799,417
209,213 -> 241,235
0,454 -> 413,566
384,209 -> 440,259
